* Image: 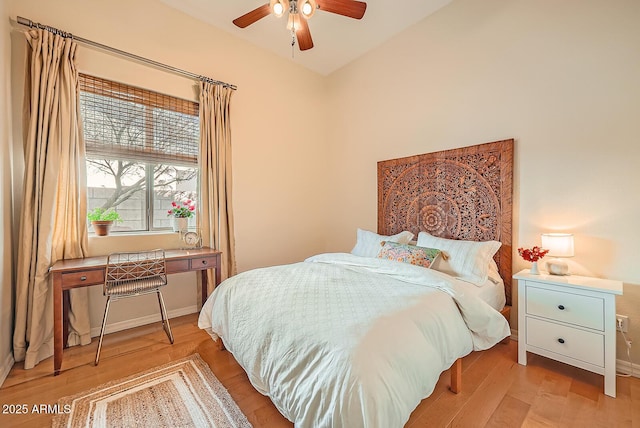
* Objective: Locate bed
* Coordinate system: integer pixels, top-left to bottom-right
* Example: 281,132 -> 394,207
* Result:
199,139 -> 514,427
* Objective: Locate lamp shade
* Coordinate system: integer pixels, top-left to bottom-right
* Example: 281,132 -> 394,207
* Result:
541,233 -> 574,257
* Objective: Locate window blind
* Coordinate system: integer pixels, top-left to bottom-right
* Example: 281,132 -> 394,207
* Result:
79,74 -> 199,166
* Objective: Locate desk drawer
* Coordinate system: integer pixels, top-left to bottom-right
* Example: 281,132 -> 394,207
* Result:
526,284 -> 604,330
191,256 -> 216,270
166,259 -> 189,273
61,269 -> 104,287
526,317 -> 604,367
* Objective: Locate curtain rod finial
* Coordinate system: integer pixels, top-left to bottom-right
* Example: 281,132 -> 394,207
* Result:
17,16 -> 33,27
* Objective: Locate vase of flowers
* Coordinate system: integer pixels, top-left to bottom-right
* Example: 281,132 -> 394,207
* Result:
168,200 -> 196,232
518,246 -> 550,275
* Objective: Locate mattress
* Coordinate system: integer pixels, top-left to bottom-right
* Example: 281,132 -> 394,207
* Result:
460,276 -> 506,311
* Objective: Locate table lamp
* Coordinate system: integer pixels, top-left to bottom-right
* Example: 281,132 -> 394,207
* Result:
541,233 -> 574,275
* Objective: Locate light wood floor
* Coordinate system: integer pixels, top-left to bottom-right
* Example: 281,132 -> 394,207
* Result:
1,313 -> 639,427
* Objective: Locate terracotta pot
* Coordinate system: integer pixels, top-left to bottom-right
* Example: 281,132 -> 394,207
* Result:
92,220 -> 114,236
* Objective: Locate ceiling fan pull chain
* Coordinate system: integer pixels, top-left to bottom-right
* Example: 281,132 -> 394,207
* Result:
290,0 -> 298,57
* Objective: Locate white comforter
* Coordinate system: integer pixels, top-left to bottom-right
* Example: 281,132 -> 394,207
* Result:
198,253 -> 510,427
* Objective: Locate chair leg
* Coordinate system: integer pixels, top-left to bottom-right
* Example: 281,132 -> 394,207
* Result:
157,290 -> 174,344
95,296 -> 112,366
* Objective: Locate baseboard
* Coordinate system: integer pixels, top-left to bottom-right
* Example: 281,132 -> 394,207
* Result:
90,305 -> 199,338
0,352 -> 15,388
510,329 -> 518,342
616,358 -> 639,378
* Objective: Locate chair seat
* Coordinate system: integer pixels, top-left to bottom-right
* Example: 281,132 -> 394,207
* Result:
106,275 -> 166,296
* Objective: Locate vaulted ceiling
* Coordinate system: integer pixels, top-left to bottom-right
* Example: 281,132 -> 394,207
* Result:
160,0 -> 453,75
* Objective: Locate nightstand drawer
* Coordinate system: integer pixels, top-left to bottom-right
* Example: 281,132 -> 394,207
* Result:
526,317 -> 604,367
526,285 -> 604,331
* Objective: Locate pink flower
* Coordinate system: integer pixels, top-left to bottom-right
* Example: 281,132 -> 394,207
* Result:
167,199 -> 196,218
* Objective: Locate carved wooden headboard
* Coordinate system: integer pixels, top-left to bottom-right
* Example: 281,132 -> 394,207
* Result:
377,139 -> 514,306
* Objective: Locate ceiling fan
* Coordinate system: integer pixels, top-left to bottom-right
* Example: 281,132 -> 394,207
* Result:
233,0 -> 367,51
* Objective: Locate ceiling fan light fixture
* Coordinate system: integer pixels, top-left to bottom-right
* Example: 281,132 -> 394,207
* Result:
299,0 -> 317,19
233,0 -> 366,51
270,0 -> 288,18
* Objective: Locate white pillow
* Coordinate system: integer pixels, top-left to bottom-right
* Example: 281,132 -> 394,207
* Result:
487,258 -> 503,284
351,229 -> 414,258
416,232 -> 501,286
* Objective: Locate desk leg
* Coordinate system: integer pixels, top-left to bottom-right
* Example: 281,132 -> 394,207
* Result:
53,274 -> 63,376
200,255 -> 221,308
63,290 -> 70,348
214,257 -> 221,288
200,270 -> 209,308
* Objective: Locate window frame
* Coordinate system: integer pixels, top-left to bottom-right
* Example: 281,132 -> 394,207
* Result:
79,74 -> 200,234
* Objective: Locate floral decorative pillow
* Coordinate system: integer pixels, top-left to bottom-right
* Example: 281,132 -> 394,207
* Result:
350,228 -> 414,258
377,241 -> 442,268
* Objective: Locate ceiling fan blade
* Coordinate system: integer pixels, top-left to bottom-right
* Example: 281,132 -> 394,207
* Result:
316,0 -> 367,20
233,3 -> 271,28
297,17 -> 314,51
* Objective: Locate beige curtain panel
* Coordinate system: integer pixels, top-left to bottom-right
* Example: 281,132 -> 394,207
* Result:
13,29 -> 91,369
198,81 -> 236,298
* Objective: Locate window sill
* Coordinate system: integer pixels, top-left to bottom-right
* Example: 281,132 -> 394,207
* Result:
88,230 -> 180,237
88,231 -> 186,255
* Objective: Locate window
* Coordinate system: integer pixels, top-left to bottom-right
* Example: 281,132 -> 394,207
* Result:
79,75 -> 199,232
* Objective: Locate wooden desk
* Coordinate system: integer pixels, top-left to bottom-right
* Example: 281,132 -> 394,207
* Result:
49,247 -> 221,375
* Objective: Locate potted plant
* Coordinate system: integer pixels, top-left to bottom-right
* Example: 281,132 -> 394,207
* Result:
87,207 -> 122,236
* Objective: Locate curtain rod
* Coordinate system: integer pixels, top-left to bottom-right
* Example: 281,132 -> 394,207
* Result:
16,16 -> 237,91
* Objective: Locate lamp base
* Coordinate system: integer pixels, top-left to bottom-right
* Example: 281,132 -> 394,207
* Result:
546,258 -> 570,275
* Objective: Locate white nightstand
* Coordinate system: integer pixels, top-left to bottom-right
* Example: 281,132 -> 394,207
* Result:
514,270 -> 623,397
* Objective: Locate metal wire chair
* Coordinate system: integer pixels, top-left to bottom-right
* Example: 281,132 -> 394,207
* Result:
95,249 -> 174,366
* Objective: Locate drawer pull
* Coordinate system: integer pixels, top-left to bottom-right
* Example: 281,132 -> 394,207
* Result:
80,276 -> 87,281
558,305 -> 565,310
558,338 -> 565,344
202,260 -> 208,265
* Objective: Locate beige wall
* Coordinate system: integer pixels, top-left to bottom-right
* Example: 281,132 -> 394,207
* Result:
3,0 -> 639,378
326,0 -> 640,367
0,0 -> 15,384
6,0 -> 329,337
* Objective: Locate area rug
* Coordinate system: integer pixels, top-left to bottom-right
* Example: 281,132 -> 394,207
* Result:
52,354 -> 252,427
